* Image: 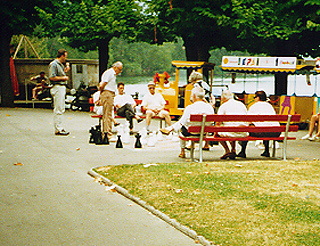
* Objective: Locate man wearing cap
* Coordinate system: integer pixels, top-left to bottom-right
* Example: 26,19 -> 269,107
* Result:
141,81 -> 172,132
99,61 -> 123,140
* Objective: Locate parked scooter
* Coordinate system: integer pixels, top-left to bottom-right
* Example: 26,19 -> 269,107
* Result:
70,82 -> 97,111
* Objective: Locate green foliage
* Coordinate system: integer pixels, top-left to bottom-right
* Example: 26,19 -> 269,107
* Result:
147,0 -> 320,58
109,37 -> 185,76
37,0 -> 143,51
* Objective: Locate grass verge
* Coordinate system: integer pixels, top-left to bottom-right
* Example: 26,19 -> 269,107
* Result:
94,160 -> 320,246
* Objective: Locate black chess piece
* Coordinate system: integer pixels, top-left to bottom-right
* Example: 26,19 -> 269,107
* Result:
116,135 -> 123,148
89,127 -> 95,144
93,125 -> 103,145
101,134 -> 109,145
134,133 -> 142,148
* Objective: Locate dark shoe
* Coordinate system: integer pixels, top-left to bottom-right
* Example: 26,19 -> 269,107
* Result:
137,118 -> 144,123
236,152 -> 246,158
55,130 -> 69,136
220,152 -> 236,160
261,151 -> 270,157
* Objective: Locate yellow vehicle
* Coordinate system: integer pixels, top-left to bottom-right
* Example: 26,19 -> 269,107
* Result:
221,56 -> 320,127
155,61 -> 221,116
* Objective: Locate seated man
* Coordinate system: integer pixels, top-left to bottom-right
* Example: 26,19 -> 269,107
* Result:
141,81 -> 171,132
114,82 -> 143,132
30,72 -> 50,99
237,90 -> 280,158
216,90 -> 248,160
160,87 -> 214,158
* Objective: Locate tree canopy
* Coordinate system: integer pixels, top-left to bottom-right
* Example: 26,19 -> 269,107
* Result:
0,0 -> 52,107
38,0 -> 143,76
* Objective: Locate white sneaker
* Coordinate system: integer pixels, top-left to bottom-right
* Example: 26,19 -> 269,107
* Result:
301,134 -> 311,140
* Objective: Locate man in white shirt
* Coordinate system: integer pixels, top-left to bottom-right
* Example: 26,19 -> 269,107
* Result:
99,61 -> 123,139
114,83 -> 143,132
141,81 -> 172,131
161,87 -> 214,158
237,90 -> 280,158
216,90 -> 248,159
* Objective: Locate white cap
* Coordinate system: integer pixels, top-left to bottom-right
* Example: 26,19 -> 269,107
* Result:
147,81 -> 156,87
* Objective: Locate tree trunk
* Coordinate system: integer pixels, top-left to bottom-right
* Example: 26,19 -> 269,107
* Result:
183,36 -> 211,81
98,38 -> 111,79
274,73 -> 288,95
0,24 -> 14,107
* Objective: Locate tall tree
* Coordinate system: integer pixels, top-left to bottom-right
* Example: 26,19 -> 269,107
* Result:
38,0 -> 143,77
147,0 -> 320,94
0,0 -> 52,107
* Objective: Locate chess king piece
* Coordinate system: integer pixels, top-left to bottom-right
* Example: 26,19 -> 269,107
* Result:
134,133 -> 142,148
116,135 -> 123,148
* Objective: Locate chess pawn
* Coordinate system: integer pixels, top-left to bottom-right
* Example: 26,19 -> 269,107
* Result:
134,133 -> 142,148
116,135 -> 123,148
139,127 -> 148,145
122,122 -> 131,144
89,126 -> 95,143
101,134 -> 109,145
147,132 -> 157,147
156,130 -> 163,141
166,131 -> 173,140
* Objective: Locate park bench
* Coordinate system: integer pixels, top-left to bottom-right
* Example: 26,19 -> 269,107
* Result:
180,114 -> 301,162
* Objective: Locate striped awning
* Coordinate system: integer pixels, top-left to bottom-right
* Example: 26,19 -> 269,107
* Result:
172,61 -> 215,69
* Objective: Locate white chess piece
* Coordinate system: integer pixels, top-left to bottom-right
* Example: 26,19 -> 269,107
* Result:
147,132 -> 157,147
156,130 -> 163,141
140,127 -> 148,145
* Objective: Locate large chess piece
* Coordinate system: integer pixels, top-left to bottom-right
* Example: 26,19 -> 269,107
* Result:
89,126 -> 95,143
122,122 -> 131,144
147,132 -> 157,147
139,127 -> 148,146
101,134 -> 109,145
116,135 -> 123,148
156,130 -> 164,141
93,125 -> 103,145
134,133 -> 142,148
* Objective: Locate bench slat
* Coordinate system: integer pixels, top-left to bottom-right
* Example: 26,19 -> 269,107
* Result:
190,114 -> 301,122
188,125 -> 299,133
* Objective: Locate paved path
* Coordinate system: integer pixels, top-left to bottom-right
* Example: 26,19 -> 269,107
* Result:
0,108 -> 319,246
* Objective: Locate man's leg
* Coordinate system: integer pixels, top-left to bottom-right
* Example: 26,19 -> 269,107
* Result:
51,85 -> 66,133
100,90 -> 115,138
237,141 -> 248,158
158,110 -> 172,127
145,110 -> 155,131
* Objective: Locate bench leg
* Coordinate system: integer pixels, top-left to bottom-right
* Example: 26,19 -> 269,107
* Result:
190,141 -> 195,162
272,140 -> 276,157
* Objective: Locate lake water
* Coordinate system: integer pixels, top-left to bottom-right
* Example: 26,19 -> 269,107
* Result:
121,74 -> 320,99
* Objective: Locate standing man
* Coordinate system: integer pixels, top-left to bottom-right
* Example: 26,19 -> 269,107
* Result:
49,49 -> 70,136
99,61 -> 123,140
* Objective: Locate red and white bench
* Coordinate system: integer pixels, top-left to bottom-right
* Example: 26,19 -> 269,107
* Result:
180,114 -> 301,162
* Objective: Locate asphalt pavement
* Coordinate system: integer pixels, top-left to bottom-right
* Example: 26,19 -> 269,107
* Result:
1,107 -> 319,246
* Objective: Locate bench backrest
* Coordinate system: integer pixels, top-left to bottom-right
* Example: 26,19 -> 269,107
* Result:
188,114 -> 301,133
189,114 -> 301,123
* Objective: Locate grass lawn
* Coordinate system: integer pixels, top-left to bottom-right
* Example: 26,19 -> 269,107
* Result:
95,160 -> 320,246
